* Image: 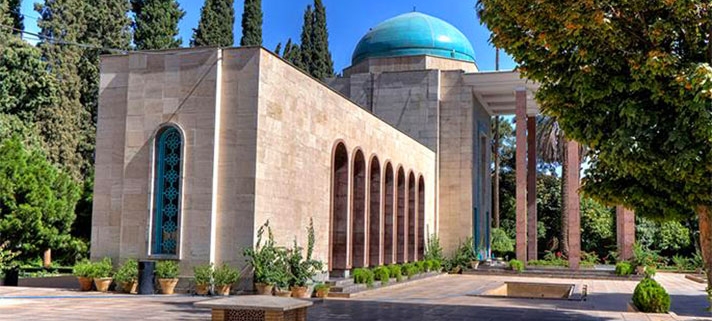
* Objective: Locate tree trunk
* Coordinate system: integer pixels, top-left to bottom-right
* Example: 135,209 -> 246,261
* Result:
560,142 -> 569,256
493,116 -> 501,228
697,205 -> 712,308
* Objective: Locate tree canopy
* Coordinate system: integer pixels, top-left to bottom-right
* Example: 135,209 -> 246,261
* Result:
193,0 -> 235,47
131,0 -> 185,50
239,0 -> 261,46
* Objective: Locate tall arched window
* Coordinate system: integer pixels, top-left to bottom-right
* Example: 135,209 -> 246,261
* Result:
151,126 -> 183,256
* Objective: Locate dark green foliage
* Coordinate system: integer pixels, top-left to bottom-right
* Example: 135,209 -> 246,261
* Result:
131,0 -> 185,50
633,278 -> 670,313
193,263 -> 213,285
528,251 -> 568,267
424,234 -> 444,262
490,228 -> 514,257
403,263 -> 418,279
192,0 -> 234,47
35,0 -> 88,180
388,264 -> 402,282
508,259 -> 524,272
423,260 -> 432,272
615,262 -> 634,276
114,259 -> 138,284
580,251 -> 600,268
243,221 -> 285,286
6,0 -> 22,32
373,266 -> 390,285
274,43 -> 281,55
213,263 -> 240,286
239,0 -> 260,46
415,261 -> 426,273
352,268 -> 374,287
0,138 -> 81,262
430,259 -> 442,272
88,257 -> 113,278
281,38 -> 303,69
72,259 -> 92,277
298,5 -> 313,74
632,243 -> 664,268
309,0 -> 333,79
444,237 -> 476,272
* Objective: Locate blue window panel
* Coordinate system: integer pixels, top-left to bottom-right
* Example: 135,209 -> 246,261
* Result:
152,127 -> 182,255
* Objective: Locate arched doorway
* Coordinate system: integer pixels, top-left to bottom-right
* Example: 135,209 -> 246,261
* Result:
383,163 -> 395,264
408,172 -> 416,262
352,150 -> 366,268
396,167 -> 406,263
369,156 -> 381,266
330,143 -> 349,271
418,176 -> 425,259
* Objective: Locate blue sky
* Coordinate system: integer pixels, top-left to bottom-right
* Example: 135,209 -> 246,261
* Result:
19,0 -> 516,73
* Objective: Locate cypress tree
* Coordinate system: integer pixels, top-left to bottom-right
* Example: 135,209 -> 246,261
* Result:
131,0 -> 185,50
299,5 -> 313,74
274,42 -> 281,55
191,0 -> 234,47
281,38 -> 303,69
239,0 -> 261,46
7,0 -> 23,32
0,0 -> 12,33
311,0 -> 333,79
35,0 -> 88,179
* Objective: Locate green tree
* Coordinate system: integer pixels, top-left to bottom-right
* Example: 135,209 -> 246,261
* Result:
281,38 -> 304,69
477,0 -> 712,290
239,0 -> 260,46
192,0 -> 234,47
299,5 -> 314,74
4,0 -> 23,33
35,0 -> 87,180
0,138 -> 81,262
310,0 -> 333,79
580,197 -> 615,257
131,0 -> 185,50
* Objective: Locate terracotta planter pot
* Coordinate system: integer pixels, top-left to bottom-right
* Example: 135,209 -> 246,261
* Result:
77,277 -> 93,291
195,284 -> 210,295
315,288 -> 330,298
255,283 -> 273,295
159,278 -> 179,294
275,289 -> 292,297
120,281 -> 138,294
291,286 -> 309,298
636,266 -> 646,275
94,277 -> 113,292
215,285 -> 231,296
470,261 -> 480,270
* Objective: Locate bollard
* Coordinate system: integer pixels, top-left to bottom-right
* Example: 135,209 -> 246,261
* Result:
138,260 -> 156,294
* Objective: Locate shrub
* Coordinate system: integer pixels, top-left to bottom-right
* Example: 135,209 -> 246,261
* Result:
615,262 -> 634,276
89,258 -> 113,278
491,228 -> 514,257
423,260 -> 433,272
403,263 -> 418,279
632,277 -> 670,313
73,260 -> 93,278
447,237 -> 476,272
632,243 -> 662,268
353,268 -> 374,287
214,264 -> 240,286
671,255 -> 690,272
581,251 -> 599,267
0,241 -> 18,271
388,264 -> 403,282
155,260 -> 180,279
114,259 -> 138,284
314,283 -> 330,291
644,266 -> 656,278
424,234 -> 444,261
508,259 -> 524,273
415,261 -> 426,273
193,264 -> 213,286
431,260 -> 442,272
373,266 -> 390,285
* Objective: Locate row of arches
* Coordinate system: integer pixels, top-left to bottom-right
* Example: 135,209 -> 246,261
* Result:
331,142 -> 425,271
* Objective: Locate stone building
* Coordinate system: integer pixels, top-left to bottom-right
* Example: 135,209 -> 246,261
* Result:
93,12 -> 626,277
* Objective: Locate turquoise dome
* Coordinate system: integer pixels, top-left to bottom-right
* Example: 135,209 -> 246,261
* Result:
352,12 -> 476,65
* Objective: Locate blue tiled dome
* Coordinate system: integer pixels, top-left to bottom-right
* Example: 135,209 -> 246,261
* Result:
352,12 -> 476,65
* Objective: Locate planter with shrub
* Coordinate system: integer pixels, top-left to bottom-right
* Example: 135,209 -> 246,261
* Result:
388,264 -> 403,282
373,266 -> 390,286
314,283 -> 330,298
213,264 -> 240,296
114,259 -> 138,294
615,262 -> 634,276
155,260 -> 180,294
90,258 -> 114,292
508,259 -> 524,273
193,264 -> 213,295
353,268 -> 375,287
244,221 -> 282,295
73,260 -> 94,291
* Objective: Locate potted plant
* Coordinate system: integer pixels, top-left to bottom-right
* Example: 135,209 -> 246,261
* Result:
193,263 -> 213,295
73,260 -> 94,291
288,219 -> 324,298
213,263 -> 240,296
114,259 -> 138,294
244,221 -> 279,295
156,260 -> 180,294
314,283 -> 330,298
90,258 -> 114,292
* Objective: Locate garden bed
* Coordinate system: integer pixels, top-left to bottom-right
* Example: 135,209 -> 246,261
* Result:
464,265 -> 643,281
327,271 -> 444,298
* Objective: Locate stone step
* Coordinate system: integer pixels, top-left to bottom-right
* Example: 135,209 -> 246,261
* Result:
327,272 -> 444,298
325,278 -> 354,287
330,283 -> 369,293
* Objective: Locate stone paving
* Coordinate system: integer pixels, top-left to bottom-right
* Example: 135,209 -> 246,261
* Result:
0,273 -> 710,320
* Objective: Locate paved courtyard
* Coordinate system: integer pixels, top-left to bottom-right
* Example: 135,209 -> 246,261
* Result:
1,273 -> 710,320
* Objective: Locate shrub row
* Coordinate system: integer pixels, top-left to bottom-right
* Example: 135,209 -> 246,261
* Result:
352,259 -> 442,287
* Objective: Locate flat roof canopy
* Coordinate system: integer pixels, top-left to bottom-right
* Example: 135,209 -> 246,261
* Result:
464,70 -> 540,116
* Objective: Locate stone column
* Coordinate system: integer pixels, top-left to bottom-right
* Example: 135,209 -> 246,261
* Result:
515,89 -> 528,262
527,116 -> 538,261
566,139 -> 581,270
616,206 -> 635,261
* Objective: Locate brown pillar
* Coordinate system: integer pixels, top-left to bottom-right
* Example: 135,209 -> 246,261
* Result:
515,89 -> 528,262
616,206 -> 635,261
566,139 -> 581,270
527,116 -> 537,261
43,249 -> 51,268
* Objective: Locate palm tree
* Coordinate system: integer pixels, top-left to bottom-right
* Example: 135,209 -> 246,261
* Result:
536,116 -> 582,256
